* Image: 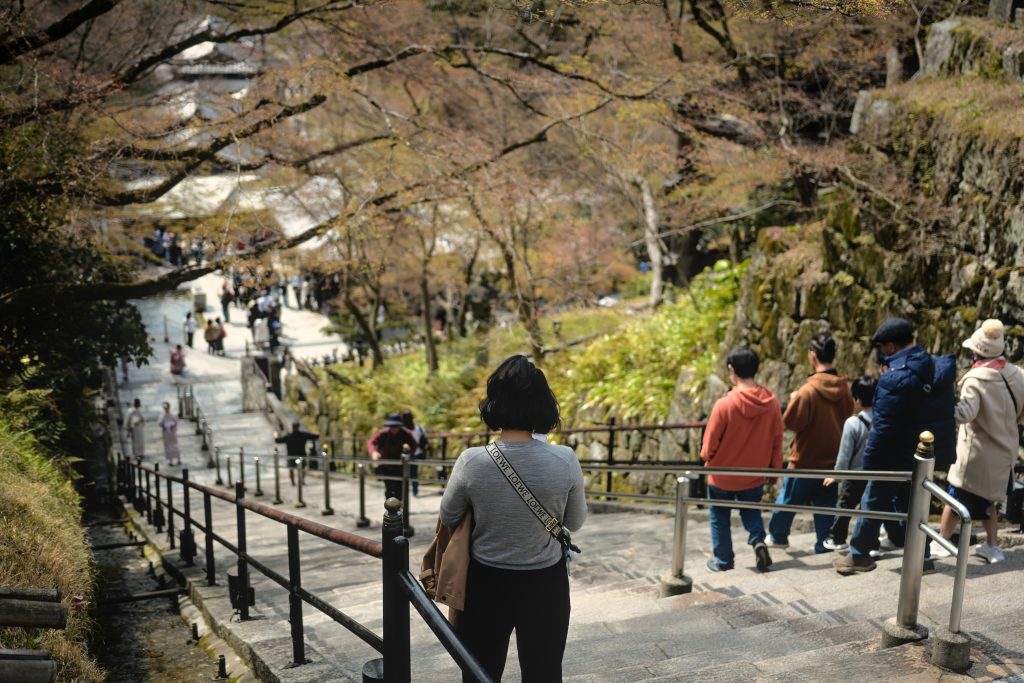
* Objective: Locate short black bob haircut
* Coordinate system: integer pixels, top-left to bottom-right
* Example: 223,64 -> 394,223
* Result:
726,347 -> 759,380
479,355 -> 561,434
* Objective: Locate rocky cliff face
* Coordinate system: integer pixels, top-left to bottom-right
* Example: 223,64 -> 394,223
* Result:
671,13 -> 1024,421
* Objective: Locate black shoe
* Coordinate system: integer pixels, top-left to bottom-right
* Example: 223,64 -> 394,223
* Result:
754,542 -> 773,572
706,558 -> 733,573
922,558 -> 936,575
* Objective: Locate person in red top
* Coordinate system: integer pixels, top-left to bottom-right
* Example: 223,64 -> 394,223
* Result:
701,347 -> 783,573
367,412 -> 420,501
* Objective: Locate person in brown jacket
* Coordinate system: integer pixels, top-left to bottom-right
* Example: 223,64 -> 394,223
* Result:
768,332 -> 854,553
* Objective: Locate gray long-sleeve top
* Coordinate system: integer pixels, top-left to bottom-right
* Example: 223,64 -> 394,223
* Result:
833,409 -> 872,472
440,439 -> 587,570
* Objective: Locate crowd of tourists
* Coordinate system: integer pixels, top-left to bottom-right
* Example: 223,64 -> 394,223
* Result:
699,317 -> 1022,577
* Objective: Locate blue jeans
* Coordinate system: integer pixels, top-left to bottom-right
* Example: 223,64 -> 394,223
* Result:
850,480 -> 907,557
708,485 -> 766,569
768,476 -> 838,553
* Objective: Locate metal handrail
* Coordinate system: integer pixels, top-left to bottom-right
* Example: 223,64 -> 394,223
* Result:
919,479 -> 971,633
119,456 -> 489,681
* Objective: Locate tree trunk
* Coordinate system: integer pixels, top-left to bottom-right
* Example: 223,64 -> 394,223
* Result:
343,294 -> 384,369
500,247 -> 544,362
457,239 -> 480,338
631,175 -> 665,308
420,271 -> 439,373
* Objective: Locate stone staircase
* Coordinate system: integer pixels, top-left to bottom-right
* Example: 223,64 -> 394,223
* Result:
119,292 -> 1024,682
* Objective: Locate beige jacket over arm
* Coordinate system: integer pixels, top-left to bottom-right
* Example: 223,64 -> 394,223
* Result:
948,364 -> 1024,502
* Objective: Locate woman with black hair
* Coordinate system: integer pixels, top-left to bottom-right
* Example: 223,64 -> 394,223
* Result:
440,355 -> 587,682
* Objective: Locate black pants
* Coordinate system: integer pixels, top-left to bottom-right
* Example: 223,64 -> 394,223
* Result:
383,478 -> 403,501
458,557 -> 569,682
828,478 -> 868,544
186,332 -> 194,348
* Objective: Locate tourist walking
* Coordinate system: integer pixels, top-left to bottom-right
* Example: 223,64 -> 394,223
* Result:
160,402 -> 181,466
823,376 -> 877,551
125,398 -> 146,459
768,332 -> 853,554
169,344 -> 186,376
834,317 -> 956,575
441,354 -> 586,682
701,347 -> 783,573
401,409 -> 429,495
215,317 -> 226,356
184,311 -> 197,348
934,319 -> 1024,563
273,421 -> 320,485
367,413 -> 419,500
204,320 -> 218,354
220,284 -> 233,323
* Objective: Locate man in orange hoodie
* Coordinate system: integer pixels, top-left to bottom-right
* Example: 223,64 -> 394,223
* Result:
701,347 -> 784,572
767,332 -> 854,553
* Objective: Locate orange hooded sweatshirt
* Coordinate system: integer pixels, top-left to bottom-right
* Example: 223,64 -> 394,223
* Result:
700,385 -> 783,491
783,372 -> 854,470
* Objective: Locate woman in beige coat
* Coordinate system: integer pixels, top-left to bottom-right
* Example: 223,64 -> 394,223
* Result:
938,319 -> 1024,563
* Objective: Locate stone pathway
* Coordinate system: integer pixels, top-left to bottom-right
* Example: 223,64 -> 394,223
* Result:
115,287 -> 1024,682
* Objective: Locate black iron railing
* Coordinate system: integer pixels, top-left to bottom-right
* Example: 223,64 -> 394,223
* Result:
117,455 -> 489,681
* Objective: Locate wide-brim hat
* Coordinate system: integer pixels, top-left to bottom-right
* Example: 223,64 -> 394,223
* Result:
962,319 -> 1005,358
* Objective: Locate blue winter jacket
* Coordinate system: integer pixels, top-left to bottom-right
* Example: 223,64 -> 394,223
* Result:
862,344 -> 956,472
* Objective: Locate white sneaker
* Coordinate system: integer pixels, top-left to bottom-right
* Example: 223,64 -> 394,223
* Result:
823,538 -> 849,552
878,537 -> 898,552
974,542 -> 1005,564
931,542 -> 953,558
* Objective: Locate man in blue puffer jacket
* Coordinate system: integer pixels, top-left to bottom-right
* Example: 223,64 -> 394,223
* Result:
834,317 -> 956,574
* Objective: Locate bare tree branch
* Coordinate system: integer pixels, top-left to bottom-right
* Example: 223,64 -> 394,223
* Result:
0,0 -> 123,65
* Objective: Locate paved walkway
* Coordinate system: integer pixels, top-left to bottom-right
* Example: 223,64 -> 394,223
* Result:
115,285 -> 1024,682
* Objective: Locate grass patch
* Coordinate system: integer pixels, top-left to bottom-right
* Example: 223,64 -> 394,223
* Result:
0,422 -> 101,682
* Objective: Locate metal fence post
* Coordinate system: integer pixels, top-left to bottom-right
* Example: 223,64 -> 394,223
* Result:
295,459 -> 306,508
225,454 -> 232,488
401,454 -> 414,538
235,481 -> 250,621
884,432 -> 934,648
272,448 -> 282,505
153,463 -> 165,532
357,463 -> 370,528
380,498 -> 410,682
287,525 -> 307,666
254,457 -> 264,497
145,467 -> 153,524
166,476 -> 176,549
239,447 -> 245,490
181,468 -> 196,565
204,491 -> 216,586
606,416 -> 616,494
201,419 -> 209,450
660,475 -> 693,596
321,449 -> 334,515
164,314 -> 169,343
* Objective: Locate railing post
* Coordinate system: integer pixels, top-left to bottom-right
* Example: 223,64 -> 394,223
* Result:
214,446 -> 223,484
134,457 -> 144,512
254,457 -> 264,497
145,467 -> 153,524
153,463 -> 165,532
606,417 -> 616,495
166,476 -> 176,549
295,459 -> 306,508
286,525 -> 307,666
204,491 -> 216,586
660,474 -> 693,596
272,448 -> 282,505
164,314 -> 169,343
180,468 -> 196,565
321,449 -> 334,515
201,420 -> 209,450
932,510 -> 973,672
378,498 -> 410,682
357,463 -> 370,528
238,447 -> 245,490
225,454 -> 232,488
401,454 -> 414,538
235,481 -> 250,621
883,432 -> 934,648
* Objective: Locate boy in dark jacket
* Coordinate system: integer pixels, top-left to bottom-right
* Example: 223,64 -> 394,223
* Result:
834,318 -> 955,574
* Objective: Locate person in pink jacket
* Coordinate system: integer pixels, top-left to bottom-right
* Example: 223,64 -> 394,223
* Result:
701,347 -> 784,573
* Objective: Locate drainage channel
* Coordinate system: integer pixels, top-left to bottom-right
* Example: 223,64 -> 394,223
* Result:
86,515 -> 226,682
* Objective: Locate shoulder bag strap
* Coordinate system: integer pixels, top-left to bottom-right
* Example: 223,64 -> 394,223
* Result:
485,442 -> 581,554
1000,373 -> 1019,414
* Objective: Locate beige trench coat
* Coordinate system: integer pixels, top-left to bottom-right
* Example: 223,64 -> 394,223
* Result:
948,364 -> 1024,502
419,508 -> 473,620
